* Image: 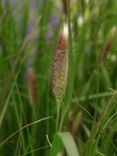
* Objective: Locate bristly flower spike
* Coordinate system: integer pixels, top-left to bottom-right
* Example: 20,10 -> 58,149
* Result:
52,24 -> 68,105
27,68 -> 37,106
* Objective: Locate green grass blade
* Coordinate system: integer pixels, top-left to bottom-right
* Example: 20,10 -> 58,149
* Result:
50,132 -> 80,156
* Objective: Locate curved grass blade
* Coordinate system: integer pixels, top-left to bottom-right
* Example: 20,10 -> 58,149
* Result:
0,116 -> 52,147
50,132 -> 80,156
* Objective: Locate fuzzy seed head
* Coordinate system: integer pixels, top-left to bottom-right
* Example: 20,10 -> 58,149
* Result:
52,24 -> 68,104
27,69 -> 37,106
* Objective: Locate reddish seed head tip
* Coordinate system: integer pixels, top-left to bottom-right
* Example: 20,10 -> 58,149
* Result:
57,24 -> 68,49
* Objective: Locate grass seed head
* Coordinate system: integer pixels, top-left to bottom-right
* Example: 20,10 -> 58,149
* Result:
52,24 -> 68,105
27,69 -> 37,106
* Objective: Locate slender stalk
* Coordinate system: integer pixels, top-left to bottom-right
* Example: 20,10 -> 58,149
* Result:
56,103 -> 61,132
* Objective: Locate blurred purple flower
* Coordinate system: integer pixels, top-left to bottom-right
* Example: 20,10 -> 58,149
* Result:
31,0 -> 36,9
27,26 -> 33,35
10,0 -> 15,4
1,0 -> 16,6
46,16 -> 59,43
51,16 -> 59,28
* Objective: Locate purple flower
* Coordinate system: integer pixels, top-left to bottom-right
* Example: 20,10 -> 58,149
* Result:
31,0 -> 36,9
51,16 -> 59,29
10,0 -> 15,4
46,16 -> 59,43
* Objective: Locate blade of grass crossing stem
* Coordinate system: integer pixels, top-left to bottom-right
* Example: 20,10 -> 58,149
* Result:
0,116 -> 52,147
50,132 -> 80,156
83,119 -> 98,156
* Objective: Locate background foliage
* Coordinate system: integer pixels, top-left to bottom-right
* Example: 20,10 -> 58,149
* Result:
0,0 -> 117,156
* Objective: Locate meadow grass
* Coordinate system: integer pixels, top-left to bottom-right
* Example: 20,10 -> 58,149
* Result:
0,0 -> 117,156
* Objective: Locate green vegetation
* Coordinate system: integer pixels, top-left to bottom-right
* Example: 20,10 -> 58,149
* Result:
0,0 -> 117,156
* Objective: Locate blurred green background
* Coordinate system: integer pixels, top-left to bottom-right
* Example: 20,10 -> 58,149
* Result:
0,0 -> 117,156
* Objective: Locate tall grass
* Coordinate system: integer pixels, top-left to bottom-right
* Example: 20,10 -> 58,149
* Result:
0,0 -> 117,156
